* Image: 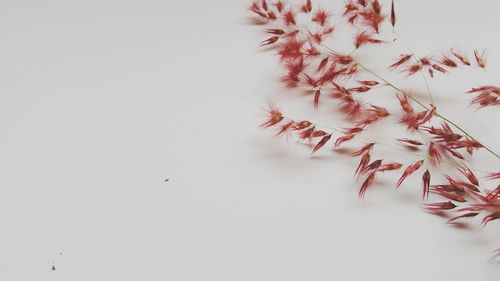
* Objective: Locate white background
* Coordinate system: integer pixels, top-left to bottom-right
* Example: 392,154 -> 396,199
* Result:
0,0 -> 499,280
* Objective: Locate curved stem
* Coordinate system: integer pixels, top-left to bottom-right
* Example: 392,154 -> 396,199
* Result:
393,31 -> 434,105
357,63 -> 428,109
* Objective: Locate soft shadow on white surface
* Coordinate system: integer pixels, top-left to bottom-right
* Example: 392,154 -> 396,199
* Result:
0,0 -> 499,280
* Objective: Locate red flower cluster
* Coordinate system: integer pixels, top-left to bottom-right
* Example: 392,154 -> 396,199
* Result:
249,0 -> 500,258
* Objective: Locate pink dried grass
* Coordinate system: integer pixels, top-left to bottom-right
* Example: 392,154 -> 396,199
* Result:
249,0 -> 500,258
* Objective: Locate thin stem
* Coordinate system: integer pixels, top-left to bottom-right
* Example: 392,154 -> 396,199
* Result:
393,31 -> 434,105
418,69 -> 433,104
356,63 -> 429,109
482,68 -> 500,85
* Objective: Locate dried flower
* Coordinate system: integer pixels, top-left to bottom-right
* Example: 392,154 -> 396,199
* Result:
359,171 -> 376,198
451,49 -> 471,66
390,0 -> 396,27
390,54 -> 413,69
397,160 -> 424,188
248,0 -> 500,259
474,49 -> 487,68
312,134 -> 332,154
312,9 -> 329,26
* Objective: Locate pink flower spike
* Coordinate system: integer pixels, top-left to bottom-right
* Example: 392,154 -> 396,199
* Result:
458,166 -> 479,186
482,212 -> 500,226
352,143 -> 375,157
359,11 -> 386,33
332,54 -> 354,65
357,80 -> 379,86
371,0 -> 382,14
424,201 -> 457,212
312,10 -> 329,26
301,0 -> 312,13
359,172 -> 376,199
474,49 -> 487,68
260,36 -> 279,46
363,159 -> 382,175
428,142 -> 442,164
448,212 -> 479,223
377,163 -> 403,172
343,3 -> 358,17
317,57 -> 329,72
355,153 -> 371,176
313,90 -> 321,108
396,160 -> 424,188
451,49 -> 471,66
390,0 -> 396,27
334,134 -> 355,147
405,64 -> 422,76
283,10 -> 297,25
432,64 -> 447,74
397,94 -> 414,113
390,54 -> 413,69
311,130 -> 328,138
422,170 -> 431,200
266,29 -> 285,35
354,31 -> 384,49
312,134 -> 332,154
440,56 -> 457,67
397,138 -> 424,146
261,105 -> 283,128
299,126 -> 316,140
486,172 -> 500,180
261,0 -> 268,11
275,121 -> 294,136
274,0 -> 284,12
